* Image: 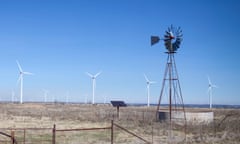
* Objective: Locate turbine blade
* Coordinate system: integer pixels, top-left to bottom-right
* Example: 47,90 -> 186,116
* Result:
144,73 -> 149,82
16,60 -> 23,72
86,72 -> 93,77
150,81 -> 157,84
207,75 -> 212,85
23,71 -> 34,75
16,75 -> 21,85
94,71 -> 102,78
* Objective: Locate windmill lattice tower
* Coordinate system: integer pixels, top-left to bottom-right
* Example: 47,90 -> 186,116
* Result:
151,25 -> 186,141
157,50 -> 186,122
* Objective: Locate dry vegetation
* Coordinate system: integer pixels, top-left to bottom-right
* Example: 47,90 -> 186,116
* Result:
0,103 -> 239,144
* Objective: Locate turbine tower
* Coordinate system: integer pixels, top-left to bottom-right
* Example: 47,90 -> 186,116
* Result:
144,74 -> 156,107
207,76 -> 217,109
86,71 -> 101,104
16,60 -> 33,104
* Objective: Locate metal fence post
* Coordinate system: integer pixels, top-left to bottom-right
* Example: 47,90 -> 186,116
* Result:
111,120 -> 113,144
52,124 -> 56,144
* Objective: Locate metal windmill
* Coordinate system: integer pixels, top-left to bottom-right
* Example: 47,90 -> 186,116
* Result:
151,25 -> 186,141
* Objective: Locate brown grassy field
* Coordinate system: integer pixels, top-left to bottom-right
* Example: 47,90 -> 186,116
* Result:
0,103 -> 239,144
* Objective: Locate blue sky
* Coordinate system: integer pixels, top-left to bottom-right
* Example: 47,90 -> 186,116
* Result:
0,0 -> 239,105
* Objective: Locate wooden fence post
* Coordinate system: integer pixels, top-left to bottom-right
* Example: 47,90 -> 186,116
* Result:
24,129 -> 26,144
117,106 -> 119,119
11,130 -> 14,144
52,124 -> 56,144
111,120 -> 113,144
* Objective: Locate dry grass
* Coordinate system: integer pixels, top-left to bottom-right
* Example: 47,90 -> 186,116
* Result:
0,103 -> 239,143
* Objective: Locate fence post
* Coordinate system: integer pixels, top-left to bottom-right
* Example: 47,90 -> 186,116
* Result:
111,120 -> 113,144
24,129 -> 26,144
117,106 -> 119,119
52,124 -> 56,144
11,130 -> 14,144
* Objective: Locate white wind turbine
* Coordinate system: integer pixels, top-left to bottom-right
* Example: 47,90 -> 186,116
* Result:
11,89 -> 15,103
66,91 -> 69,104
86,71 -> 102,104
16,60 -> 33,104
43,89 -> 49,103
144,74 -> 156,107
207,76 -> 218,109
85,94 -> 88,104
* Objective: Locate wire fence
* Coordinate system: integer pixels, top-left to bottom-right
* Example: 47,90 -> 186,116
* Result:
0,120 -> 151,144
0,128 -> 52,144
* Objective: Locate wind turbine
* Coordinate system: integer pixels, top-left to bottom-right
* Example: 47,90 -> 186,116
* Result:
43,89 -> 49,103
86,71 -> 102,104
16,60 -> 33,104
144,74 -> 156,107
66,91 -> 69,104
85,94 -> 88,104
207,76 -> 217,109
104,95 -> 107,104
11,89 -> 15,103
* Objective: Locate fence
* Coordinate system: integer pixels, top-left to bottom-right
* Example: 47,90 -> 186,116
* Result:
0,128 -> 52,144
0,120 -> 151,144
